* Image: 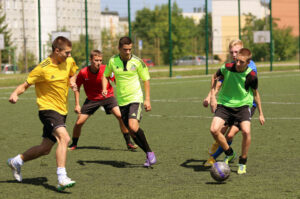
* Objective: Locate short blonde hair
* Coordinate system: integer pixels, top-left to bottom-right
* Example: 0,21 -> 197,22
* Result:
229,39 -> 243,50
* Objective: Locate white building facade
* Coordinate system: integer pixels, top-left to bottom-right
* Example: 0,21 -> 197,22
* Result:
212,0 -> 269,60
1,0 -> 102,62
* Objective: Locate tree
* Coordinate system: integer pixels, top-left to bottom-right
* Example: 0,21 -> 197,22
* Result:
71,34 -> 94,68
133,3 -> 198,64
0,4 -> 12,64
242,13 -> 297,61
17,51 -> 36,72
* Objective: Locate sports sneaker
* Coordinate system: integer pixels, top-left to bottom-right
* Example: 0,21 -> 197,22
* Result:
127,143 -> 138,150
204,156 -> 216,167
237,164 -> 247,174
224,151 -> 237,164
57,177 -> 76,191
68,144 -> 77,151
208,142 -> 219,155
144,152 -> 156,167
7,158 -> 22,182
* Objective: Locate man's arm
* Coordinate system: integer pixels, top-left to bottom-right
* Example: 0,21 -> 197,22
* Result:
203,74 -> 222,107
102,75 -> 110,97
69,74 -> 77,91
209,73 -> 219,113
9,82 -> 31,104
143,80 -> 151,112
253,89 -> 265,125
74,89 -> 81,114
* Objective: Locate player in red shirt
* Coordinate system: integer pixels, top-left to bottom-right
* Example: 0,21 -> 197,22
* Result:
68,50 -> 137,151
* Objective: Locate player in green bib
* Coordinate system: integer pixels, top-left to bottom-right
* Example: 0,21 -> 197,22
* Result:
102,36 -> 156,167
209,48 -> 264,174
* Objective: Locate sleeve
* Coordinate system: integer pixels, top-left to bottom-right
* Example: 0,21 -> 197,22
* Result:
137,60 -> 150,81
76,70 -> 84,88
104,59 -> 113,77
68,57 -> 78,76
249,60 -> 257,74
245,71 -> 258,91
26,65 -> 44,85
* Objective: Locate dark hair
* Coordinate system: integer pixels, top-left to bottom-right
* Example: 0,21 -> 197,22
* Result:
52,36 -> 72,52
119,36 -> 132,48
238,48 -> 252,62
90,50 -> 102,59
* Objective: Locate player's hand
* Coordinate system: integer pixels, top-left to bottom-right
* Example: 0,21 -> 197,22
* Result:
259,114 -> 265,125
210,97 -> 217,113
102,89 -> 108,98
74,105 -> 81,114
9,93 -> 18,104
203,96 -> 210,107
144,100 -> 151,112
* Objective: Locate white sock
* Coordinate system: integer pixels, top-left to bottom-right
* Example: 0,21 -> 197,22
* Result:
14,154 -> 24,166
57,167 -> 67,182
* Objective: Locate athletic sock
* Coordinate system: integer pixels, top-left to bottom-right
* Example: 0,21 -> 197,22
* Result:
71,137 -> 79,146
224,147 -> 233,156
57,167 -> 67,182
123,133 -> 131,144
239,156 -> 247,164
212,141 -> 232,159
14,154 -> 24,166
135,128 -> 152,153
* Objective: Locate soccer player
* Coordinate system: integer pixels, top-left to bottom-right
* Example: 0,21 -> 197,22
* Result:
209,48 -> 265,174
203,40 -> 264,167
102,36 -> 156,167
7,36 -> 77,190
68,50 -> 138,151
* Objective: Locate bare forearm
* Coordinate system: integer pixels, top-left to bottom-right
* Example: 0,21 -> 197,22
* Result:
144,80 -> 150,101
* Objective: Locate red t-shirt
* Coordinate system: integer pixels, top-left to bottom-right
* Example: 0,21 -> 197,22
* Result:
76,65 -> 114,101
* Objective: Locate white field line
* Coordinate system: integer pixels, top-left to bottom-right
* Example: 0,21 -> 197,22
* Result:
151,99 -> 300,105
148,114 -> 300,120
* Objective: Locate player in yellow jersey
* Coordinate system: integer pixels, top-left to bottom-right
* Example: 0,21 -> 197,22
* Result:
7,36 -> 78,191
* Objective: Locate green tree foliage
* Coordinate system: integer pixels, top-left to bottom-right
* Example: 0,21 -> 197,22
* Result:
0,4 -> 12,63
101,29 -> 120,65
242,13 -> 297,61
17,51 -> 37,72
133,3 -> 199,64
71,34 -> 94,68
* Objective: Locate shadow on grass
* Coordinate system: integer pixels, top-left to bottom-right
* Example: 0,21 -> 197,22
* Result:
180,159 -> 210,172
0,177 -> 71,194
77,160 -> 143,168
73,146 -> 133,152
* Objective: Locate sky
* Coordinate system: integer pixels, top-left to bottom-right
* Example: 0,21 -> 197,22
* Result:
100,0 -> 212,18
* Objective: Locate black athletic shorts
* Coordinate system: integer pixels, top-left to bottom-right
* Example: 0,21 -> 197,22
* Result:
39,110 -> 67,142
119,103 -> 143,128
81,97 -> 118,115
215,105 -> 252,127
226,106 -> 256,129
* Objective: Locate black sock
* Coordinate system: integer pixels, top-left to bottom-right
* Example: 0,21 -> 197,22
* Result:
239,156 -> 247,164
71,137 -> 79,146
123,133 -> 131,144
132,137 -> 146,152
224,147 -> 233,156
135,128 -> 152,153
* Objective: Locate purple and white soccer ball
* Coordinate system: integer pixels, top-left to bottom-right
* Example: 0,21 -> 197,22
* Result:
210,162 -> 230,182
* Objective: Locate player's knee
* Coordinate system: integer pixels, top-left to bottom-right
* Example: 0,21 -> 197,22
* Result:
210,127 -> 218,136
241,129 -> 251,136
226,133 -> 234,140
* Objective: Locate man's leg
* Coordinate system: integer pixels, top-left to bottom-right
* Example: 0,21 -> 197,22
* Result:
237,121 -> 251,174
7,138 -> 55,182
111,106 -> 137,150
210,117 -> 236,164
53,127 -> 76,190
69,114 -> 90,150
128,119 -> 156,167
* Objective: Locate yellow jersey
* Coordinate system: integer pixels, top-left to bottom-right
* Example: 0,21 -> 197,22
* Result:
27,57 -> 78,115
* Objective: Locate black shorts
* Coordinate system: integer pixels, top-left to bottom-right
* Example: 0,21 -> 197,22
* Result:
119,103 -> 143,128
39,110 -> 67,143
81,97 -> 118,115
215,105 -> 252,127
226,106 -> 256,129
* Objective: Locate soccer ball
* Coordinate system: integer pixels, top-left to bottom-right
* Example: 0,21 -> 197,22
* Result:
210,162 -> 230,182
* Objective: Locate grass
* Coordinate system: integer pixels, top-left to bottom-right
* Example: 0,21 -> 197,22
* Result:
0,71 -> 299,198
